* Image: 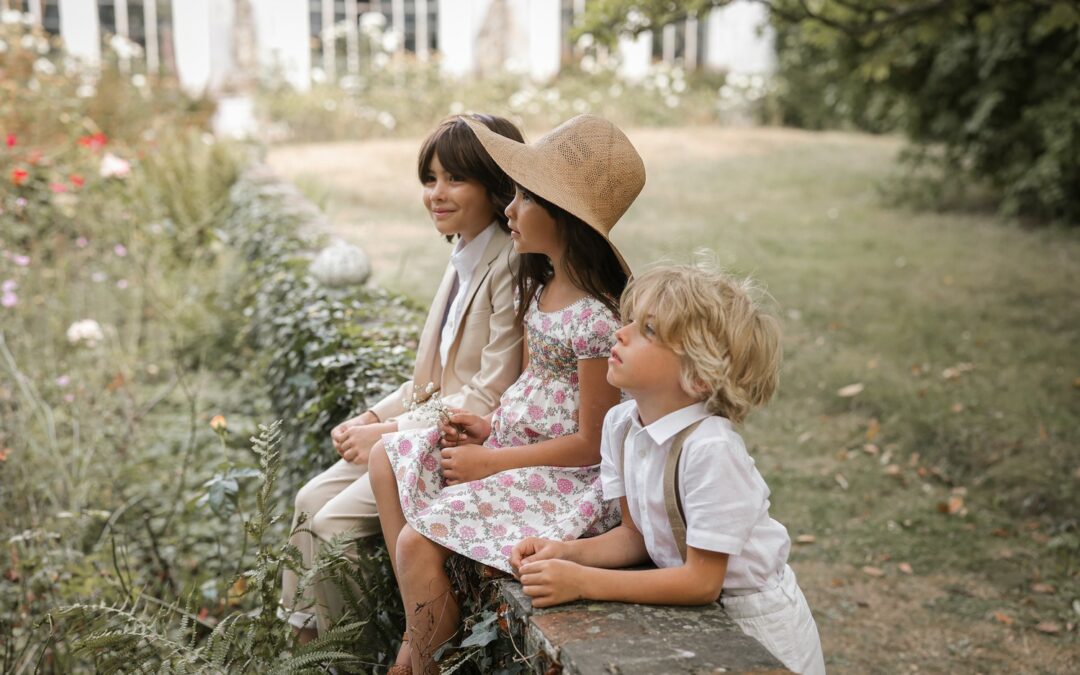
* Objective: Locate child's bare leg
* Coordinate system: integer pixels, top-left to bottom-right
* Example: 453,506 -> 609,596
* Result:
368,441 -> 412,667
397,526 -> 458,675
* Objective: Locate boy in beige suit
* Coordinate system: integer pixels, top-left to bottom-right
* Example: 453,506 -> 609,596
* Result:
281,115 -> 525,640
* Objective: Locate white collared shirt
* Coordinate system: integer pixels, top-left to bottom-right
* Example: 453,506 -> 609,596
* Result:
439,222 -> 496,366
599,400 -> 791,594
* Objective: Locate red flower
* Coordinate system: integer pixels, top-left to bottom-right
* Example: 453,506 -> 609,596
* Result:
11,168 -> 28,185
70,174 -> 85,188
5,134 -> 14,148
49,182 -> 67,193
78,132 -> 108,150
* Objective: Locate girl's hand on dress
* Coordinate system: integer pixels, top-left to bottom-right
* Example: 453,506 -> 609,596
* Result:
517,559 -> 588,608
439,410 -> 491,447
440,443 -> 497,484
510,537 -> 568,576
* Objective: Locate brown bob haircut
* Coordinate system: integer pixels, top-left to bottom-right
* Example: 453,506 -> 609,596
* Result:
417,114 -> 524,241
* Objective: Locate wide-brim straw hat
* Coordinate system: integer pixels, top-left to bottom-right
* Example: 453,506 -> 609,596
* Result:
463,114 -> 644,275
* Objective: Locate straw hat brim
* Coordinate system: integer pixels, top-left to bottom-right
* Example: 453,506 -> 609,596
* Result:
462,116 -> 637,276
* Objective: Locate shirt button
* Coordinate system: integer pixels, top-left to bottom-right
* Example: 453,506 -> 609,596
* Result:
638,448 -> 647,458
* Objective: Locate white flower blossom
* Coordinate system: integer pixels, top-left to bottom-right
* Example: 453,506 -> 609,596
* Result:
100,153 -> 131,178
66,319 -> 104,347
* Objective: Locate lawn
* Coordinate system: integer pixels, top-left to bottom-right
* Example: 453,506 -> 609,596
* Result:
270,126 -> 1079,673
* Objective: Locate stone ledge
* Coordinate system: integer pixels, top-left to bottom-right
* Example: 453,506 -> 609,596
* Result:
496,580 -> 791,674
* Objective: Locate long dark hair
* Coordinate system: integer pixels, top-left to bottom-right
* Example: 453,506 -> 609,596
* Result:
514,187 -> 629,326
417,114 -> 524,242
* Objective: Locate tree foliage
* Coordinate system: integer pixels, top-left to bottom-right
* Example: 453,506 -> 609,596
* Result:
579,1 -> 1080,224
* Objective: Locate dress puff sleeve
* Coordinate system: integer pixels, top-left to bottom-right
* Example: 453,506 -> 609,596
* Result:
570,298 -> 619,361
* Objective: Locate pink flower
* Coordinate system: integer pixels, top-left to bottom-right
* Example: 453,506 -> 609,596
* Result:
116,279 -> 128,290
542,317 -> 551,330
581,307 -> 593,320
100,153 -> 131,179
1,292 -> 17,308
398,438 -> 413,456
478,502 -> 494,518
521,526 -> 538,537
573,337 -> 587,353
421,453 -> 437,471
450,500 -> 466,512
556,478 -> 573,495
430,522 -> 449,538
553,390 -> 566,405
458,525 -> 476,540
1,280 -> 15,293
562,311 -> 572,324
527,405 -> 543,420
593,319 -> 612,336
49,182 -> 67,193
11,168 -> 27,185
508,496 -> 526,513
471,545 -> 490,559
56,375 -> 70,387
426,429 -> 440,445
550,423 -> 564,436
527,473 -> 545,491
12,255 -> 29,267
76,237 -> 89,248
498,474 -> 514,487
78,132 -> 107,150
579,502 -> 595,517
417,479 -> 427,492
416,497 -> 427,509
541,500 -> 555,514
113,244 -> 127,257
492,524 -> 507,537
5,133 -> 15,148
70,174 -> 85,188
501,545 -> 513,557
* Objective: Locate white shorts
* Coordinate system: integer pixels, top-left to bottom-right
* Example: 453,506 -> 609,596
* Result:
723,565 -> 826,675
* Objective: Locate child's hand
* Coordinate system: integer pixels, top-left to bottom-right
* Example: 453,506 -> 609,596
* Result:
333,423 -> 384,464
517,559 -> 588,608
439,409 -> 491,447
510,537 -> 567,575
440,444 -> 497,484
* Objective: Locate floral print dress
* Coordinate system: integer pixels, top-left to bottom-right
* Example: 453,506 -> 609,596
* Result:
382,292 -> 622,573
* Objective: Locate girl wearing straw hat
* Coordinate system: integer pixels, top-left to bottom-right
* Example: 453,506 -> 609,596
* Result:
369,114 -> 644,674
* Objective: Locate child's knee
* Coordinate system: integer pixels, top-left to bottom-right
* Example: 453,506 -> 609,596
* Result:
396,526 -> 444,570
369,441 -> 389,477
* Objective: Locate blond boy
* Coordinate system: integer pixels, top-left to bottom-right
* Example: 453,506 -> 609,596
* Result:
510,264 -> 825,674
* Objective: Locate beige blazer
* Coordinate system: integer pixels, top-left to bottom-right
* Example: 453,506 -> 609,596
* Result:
369,227 -> 523,426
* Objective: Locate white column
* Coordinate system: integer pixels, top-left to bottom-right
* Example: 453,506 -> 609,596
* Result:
321,0 -> 335,80
685,14 -> 698,70
345,0 -> 359,75
58,0 -> 101,67
704,0 -> 776,75
438,0 -> 476,78
617,29 -> 651,82
661,23 -> 675,65
29,0 -> 44,27
170,0 -> 212,94
252,0 -> 311,90
115,0 -> 130,72
526,0 -> 560,81
391,0 -> 405,53
144,0 -> 159,74
415,0 -> 429,61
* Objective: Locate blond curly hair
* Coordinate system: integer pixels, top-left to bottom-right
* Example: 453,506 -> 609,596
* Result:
619,263 -> 782,424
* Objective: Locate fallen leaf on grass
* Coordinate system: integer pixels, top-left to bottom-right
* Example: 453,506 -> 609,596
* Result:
991,528 -> 1010,538
942,363 -> 974,380
1031,583 -> 1056,594
835,473 -> 849,490
837,383 -> 864,397
862,443 -> 879,456
0,448 -> 9,462
951,402 -> 965,413
796,534 -> 816,544
992,611 -> 1014,626
861,566 -> 885,578
937,495 -> 965,515
898,562 -> 913,575
866,418 -> 880,441
884,464 -> 901,476
1034,622 -> 1062,634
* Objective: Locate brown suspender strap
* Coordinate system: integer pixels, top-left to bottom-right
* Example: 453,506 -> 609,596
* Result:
663,419 -> 706,563
618,417 -> 707,564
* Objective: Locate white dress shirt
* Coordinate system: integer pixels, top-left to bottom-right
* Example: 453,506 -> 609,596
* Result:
439,222 -> 496,367
599,400 -> 791,594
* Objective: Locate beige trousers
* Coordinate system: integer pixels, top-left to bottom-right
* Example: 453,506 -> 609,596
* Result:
280,459 -> 381,633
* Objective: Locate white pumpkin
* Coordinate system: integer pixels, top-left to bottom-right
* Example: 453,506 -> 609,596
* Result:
310,239 -> 371,288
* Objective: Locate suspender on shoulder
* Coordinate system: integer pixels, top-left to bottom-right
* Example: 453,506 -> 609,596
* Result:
618,417 -> 707,563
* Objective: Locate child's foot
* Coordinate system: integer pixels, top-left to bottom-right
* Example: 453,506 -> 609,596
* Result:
387,632 -> 411,674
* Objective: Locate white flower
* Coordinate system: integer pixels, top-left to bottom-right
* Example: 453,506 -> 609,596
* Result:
100,153 -> 131,179
108,34 -> 143,59
0,39 -> 8,54
309,240 -> 371,288
131,73 -> 147,88
66,319 -> 104,347
376,111 -> 396,130
360,12 -> 387,33
33,57 -> 56,75
76,83 -> 96,98
1,10 -> 25,25
381,31 -> 400,53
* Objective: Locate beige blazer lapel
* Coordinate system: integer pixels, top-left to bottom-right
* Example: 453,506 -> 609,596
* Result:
412,262 -> 457,391
444,228 -> 510,368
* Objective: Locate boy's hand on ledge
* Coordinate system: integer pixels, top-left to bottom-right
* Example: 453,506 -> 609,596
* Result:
510,537 -> 568,575
440,443 -> 496,484
517,559 -> 588,608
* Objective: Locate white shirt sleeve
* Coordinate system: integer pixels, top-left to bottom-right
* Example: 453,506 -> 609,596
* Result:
599,406 -> 627,500
680,432 -> 770,556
